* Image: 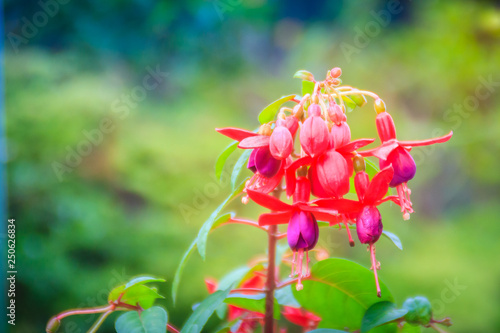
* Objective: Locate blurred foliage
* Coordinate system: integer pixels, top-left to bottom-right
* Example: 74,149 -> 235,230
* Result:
5,0 -> 500,332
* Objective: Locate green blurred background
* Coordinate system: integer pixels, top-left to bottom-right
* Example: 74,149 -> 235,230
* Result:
4,0 -> 500,332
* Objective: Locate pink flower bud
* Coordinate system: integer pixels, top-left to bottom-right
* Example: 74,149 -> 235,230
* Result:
254,147 -> 282,178
356,206 -> 383,244
327,104 -> 345,124
308,104 -> 322,117
379,146 -> 416,187
330,122 -> 351,149
287,211 -> 319,251
270,126 -> 293,160
330,67 -> 342,78
315,149 -> 350,197
300,116 -> 329,158
376,112 -> 397,142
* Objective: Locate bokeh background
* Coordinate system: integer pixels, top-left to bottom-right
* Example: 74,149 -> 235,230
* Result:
4,0 -> 500,332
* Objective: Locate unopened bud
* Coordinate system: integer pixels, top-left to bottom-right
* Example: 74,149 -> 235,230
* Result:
350,92 -> 368,107
330,67 -> 342,78
353,156 -> 365,173
374,98 -> 386,114
258,123 -> 273,136
331,78 -> 342,86
293,70 -> 315,82
403,296 -> 433,326
46,316 -> 61,333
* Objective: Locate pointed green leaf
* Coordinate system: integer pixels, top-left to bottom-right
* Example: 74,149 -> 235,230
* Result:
115,306 -> 168,333
181,289 -> 231,333
224,293 -> 280,319
197,179 -> 248,260
258,95 -> 296,124
109,285 -> 164,310
361,301 -> 408,332
382,231 -> 403,250
342,95 -> 357,112
302,80 -> 315,97
231,150 -> 251,191
172,213 -> 234,303
215,141 -> 239,181
125,276 -> 166,290
349,91 -> 368,107
308,330 -> 352,333
293,258 -> 393,330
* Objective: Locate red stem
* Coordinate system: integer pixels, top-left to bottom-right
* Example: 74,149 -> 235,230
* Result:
167,323 -> 180,333
231,288 -> 267,293
219,218 -> 268,232
264,224 -> 277,333
55,305 -> 113,321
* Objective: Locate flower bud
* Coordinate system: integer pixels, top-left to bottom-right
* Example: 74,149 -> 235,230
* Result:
330,122 -> 351,149
379,146 -> 416,186
270,126 -> 293,160
374,98 -> 386,113
330,67 -> 342,78
293,70 -> 315,82
278,115 -> 299,137
287,211 -> 319,251
258,123 -> 273,136
254,147 -> 282,178
300,116 -> 329,158
403,296 -> 433,326
46,316 -> 61,333
327,104 -> 346,124
350,92 -> 367,107
308,103 -> 322,117
375,111 -> 396,142
353,155 -> 365,173
356,206 -> 383,244
315,149 -> 350,197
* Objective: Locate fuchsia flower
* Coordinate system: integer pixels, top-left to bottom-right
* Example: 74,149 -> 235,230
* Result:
299,104 -> 330,157
359,110 -> 453,219
246,177 -> 339,290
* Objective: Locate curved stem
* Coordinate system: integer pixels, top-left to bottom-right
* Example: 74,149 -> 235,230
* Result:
87,310 -> 113,333
337,90 -> 379,100
56,305 -> 113,321
167,323 -> 180,333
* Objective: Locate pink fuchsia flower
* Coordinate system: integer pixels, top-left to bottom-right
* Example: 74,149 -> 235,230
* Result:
282,306 -> 321,330
246,177 -> 339,290
269,124 -> 294,160
216,127 -> 289,194
299,104 -> 330,158
358,111 -> 453,219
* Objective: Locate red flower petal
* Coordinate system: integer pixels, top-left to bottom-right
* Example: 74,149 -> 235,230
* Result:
398,130 -> 453,147
246,189 -> 293,211
336,138 -> 375,154
363,166 -> 394,205
239,135 -> 270,149
313,198 -> 362,214
285,156 -> 313,198
358,141 -> 399,160
258,211 -> 293,226
216,127 -> 257,141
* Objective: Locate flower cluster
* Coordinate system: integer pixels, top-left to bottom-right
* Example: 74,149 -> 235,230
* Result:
217,67 -> 452,295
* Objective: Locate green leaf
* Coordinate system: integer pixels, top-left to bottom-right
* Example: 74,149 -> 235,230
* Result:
172,239 -> 197,303
293,258 -> 393,330
258,95 -> 296,124
224,293 -> 280,319
231,149 -> 251,191
365,158 -> 380,178
349,91 -> 368,107
109,285 -> 164,310
125,276 -> 166,290
196,179 -> 247,260
115,306 -> 168,333
382,231 -> 403,250
172,213 -> 234,303
302,80 -> 315,97
293,70 -> 315,81
400,323 -> 421,332
342,95 -> 357,112
215,141 -> 238,181
275,285 -> 300,307
361,301 -> 408,332
181,289 -> 231,333
309,328 -> 354,333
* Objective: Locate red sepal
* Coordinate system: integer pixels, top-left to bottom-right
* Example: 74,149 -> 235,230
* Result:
216,127 -> 257,141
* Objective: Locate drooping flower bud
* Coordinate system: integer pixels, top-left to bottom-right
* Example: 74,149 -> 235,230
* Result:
269,126 -> 293,160
330,122 -> 351,149
379,146 -> 416,187
287,211 -> 319,251
314,149 -> 350,198
356,206 -> 383,244
254,147 -> 282,178
278,116 -> 299,137
374,98 -> 386,114
308,103 -> 322,117
300,115 -> 329,158
375,111 -> 396,142
327,103 -> 346,125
